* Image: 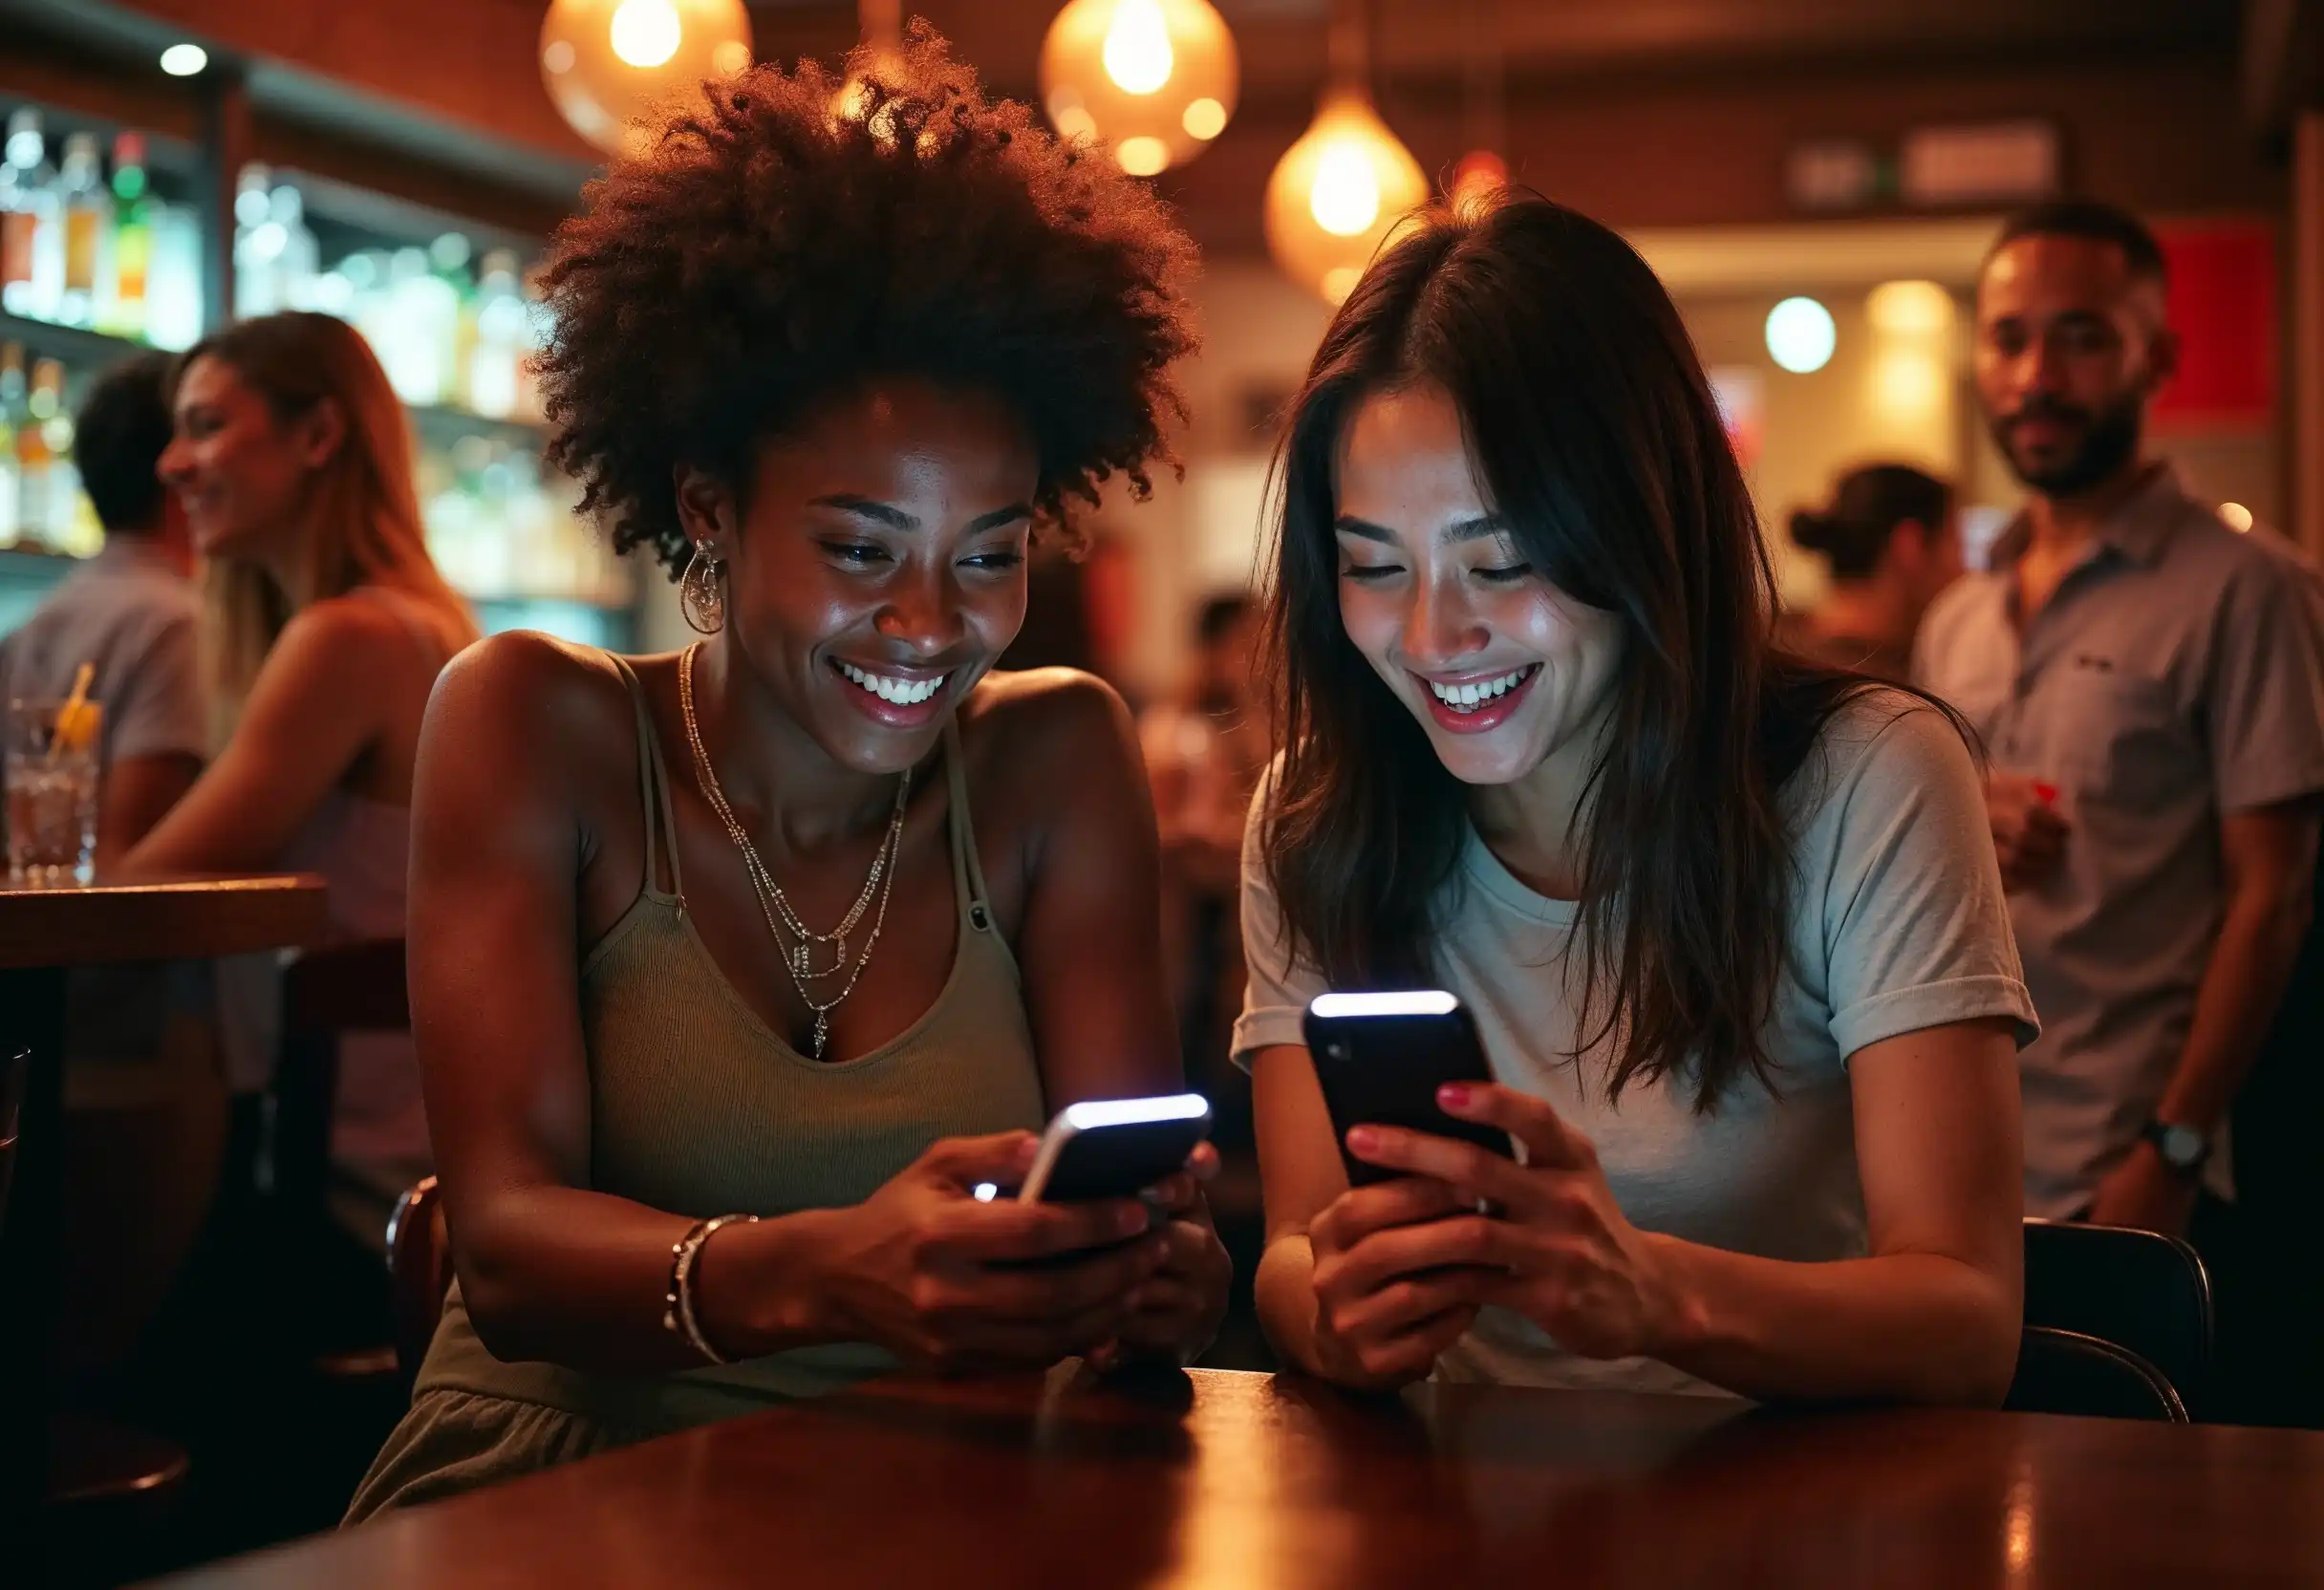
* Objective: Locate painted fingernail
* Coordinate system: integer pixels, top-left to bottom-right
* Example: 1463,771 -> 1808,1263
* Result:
1438,1083 -> 1473,1108
1345,1126 -> 1378,1155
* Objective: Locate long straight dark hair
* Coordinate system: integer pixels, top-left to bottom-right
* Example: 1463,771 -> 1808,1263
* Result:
1262,195 -> 1897,1111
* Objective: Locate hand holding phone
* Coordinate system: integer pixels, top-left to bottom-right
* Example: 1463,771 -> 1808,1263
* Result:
1014,1094 -> 1215,1204
1302,992 -> 1515,1187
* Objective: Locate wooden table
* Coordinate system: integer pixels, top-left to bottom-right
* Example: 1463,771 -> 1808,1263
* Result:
0,873 -> 330,1545
159,1365 -> 2324,1588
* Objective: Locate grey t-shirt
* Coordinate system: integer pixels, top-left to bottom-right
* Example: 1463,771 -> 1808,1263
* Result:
1235,692 -> 2036,1397
0,536 -> 208,1092
0,536 -> 205,771
1914,466 -> 2324,1215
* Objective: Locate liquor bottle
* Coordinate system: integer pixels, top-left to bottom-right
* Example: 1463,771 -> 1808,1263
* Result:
0,343 -> 22,545
1,111 -> 61,322
15,356 -> 59,548
430,232 -> 477,410
145,202 -> 203,351
468,249 -> 527,419
231,164 -> 278,320
99,132 -> 154,339
28,359 -> 80,550
270,183 -> 318,311
56,133 -> 107,329
383,247 -> 456,405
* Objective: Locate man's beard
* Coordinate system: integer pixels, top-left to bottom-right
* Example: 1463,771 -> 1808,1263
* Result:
1989,393 -> 2143,497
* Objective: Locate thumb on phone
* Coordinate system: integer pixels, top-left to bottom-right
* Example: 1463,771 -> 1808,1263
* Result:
916,1129 -> 1041,1190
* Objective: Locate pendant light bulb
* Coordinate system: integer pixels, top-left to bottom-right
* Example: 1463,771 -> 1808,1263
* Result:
539,0 -> 753,157
1040,0 -> 1239,175
1265,90 -> 1427,305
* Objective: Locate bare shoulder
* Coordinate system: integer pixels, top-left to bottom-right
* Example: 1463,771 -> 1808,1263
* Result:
427,631 -> 640,752
955,666 -> 1147,830
958,666 -> 1138,768
270,592 -> 422,675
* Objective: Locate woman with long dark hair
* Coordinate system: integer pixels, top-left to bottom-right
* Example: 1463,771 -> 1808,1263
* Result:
1240,197 -> 2034,1404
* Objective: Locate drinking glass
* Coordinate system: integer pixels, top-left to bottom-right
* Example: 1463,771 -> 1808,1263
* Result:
5,697 -> 102,887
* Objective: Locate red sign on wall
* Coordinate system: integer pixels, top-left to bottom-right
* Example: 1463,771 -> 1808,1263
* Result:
2152,223 -> 2276,432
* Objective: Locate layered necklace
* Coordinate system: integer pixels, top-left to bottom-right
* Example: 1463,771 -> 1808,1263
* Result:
678,643 -> 910,1060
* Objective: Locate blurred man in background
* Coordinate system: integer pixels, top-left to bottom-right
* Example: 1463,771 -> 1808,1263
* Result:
0,351 -> 220,1369
1,351 -> 204,860
1916,200 -> 2324,1421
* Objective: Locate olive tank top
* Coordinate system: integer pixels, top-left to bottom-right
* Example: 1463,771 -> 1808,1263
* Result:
411,653 -> 1048,1431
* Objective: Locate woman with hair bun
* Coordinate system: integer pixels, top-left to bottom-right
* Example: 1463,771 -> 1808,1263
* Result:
1780,462 -> 1962,682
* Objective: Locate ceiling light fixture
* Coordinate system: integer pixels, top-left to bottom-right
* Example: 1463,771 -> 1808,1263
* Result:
538,0 -> 753,158
1040,0 -> 1239,177
1264,0 -> 1425,306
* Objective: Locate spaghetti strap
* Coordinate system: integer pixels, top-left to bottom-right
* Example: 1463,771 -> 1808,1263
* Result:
604,653 -> 684,904
940,719 -> 995,932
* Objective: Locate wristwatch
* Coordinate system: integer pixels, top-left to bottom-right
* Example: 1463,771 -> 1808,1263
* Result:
2142,1119 -> 2210,1178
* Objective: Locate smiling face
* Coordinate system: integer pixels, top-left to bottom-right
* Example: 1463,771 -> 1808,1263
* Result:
679,378 -> 1038,776
1332,384 -> 1623,787
157,353 -> 341,563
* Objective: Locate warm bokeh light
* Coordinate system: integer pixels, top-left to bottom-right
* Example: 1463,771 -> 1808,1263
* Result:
1867,278 -> 1954,337
1448,149 -> 1507,213
1181,97 -> 1227,140
1310,144 -> 1380,235
538,0 -> 753,157
159,42 -> 208,77
1102,0 -> 1173,94
1041,0 -> 1238,174
1871,346 -> 1946,418
2220,502 -> 2253,531
609,0 -> 682,68
1265,91 -> 1426,305
1766,295 -> 1837,373
1116,136 -> 1170,176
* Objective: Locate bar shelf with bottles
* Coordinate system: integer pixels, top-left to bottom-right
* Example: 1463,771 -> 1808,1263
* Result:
0,92 -> 632,645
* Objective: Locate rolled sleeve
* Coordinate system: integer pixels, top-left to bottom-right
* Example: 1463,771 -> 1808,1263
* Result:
1819,702 -> 2040,1062
2205,562 -> 2324,815
1230,768 -> 1326,1069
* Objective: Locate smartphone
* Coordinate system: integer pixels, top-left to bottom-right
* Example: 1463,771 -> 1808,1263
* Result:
1302,991 -> 1515,1188
1014,1093 -> 1214,1203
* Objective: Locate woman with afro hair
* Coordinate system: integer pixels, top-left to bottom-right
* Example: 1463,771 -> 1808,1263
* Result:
347,27 -> 1224,1517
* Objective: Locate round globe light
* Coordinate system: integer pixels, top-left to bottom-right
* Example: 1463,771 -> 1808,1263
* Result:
538,0 -> 753,158
1766,295 -> 1837,374
1040,0 -> 1238,173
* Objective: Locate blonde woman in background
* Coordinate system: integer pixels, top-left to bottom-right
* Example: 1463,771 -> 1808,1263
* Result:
129,312 -> 478,1223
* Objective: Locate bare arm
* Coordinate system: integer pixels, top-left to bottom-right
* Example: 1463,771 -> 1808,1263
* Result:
1259,1019 -> 2025,1405
1007,671 -> 1231,1360
122,601 -> 404,875
2090,802 -> 2322,1232
1248,1040 -> 1372,1379
95,752 -> 202,870
1630,1020 -> 2024,1404
423,640 -> 1165,1375
2157,803 -> 2319,1132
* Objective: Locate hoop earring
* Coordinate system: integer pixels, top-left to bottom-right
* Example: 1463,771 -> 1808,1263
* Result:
679,545 -> 725,635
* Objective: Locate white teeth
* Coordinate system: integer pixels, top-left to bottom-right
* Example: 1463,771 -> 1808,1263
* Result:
1428,667 -> 1532,711
837,660 -> 948,706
